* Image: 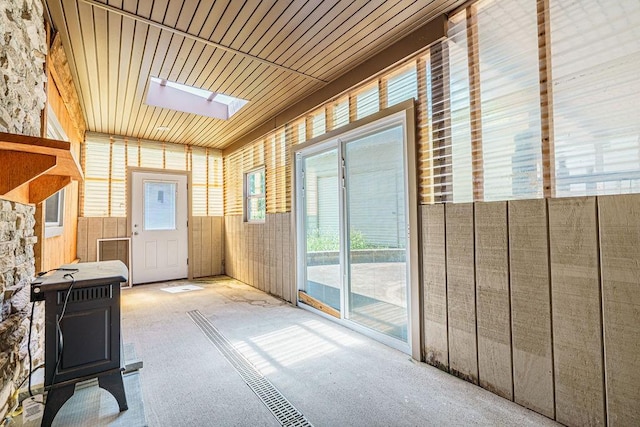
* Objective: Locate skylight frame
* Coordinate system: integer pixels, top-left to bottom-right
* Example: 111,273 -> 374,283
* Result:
146,77 -> 249,120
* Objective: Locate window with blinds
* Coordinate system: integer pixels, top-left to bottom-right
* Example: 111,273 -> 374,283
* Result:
354,83 -> 379,120
222,0 -> 639,212
82,133 -> 223,217
385,64 -> 418,108
437,0 -> 543,202
308,109 -> 326,139
330,97 -> 350,131
550,0 -> 640,196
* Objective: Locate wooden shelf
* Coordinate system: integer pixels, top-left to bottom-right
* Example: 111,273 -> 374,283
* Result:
0,131 -> 83,204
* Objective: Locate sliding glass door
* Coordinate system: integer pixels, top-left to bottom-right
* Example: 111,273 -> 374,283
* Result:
296,113 -> 411,351
299,147 -> 342,315
344,126 -> 407,342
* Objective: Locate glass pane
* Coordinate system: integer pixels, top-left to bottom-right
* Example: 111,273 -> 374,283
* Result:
311,111 -> 326,138
144,181 -> 177,230
345,125 -> 408,342
45,192 -> 61,224
248,197 -> 265,221
448,13 -> 474,202
386,66 -> 418,107
302,149 -> 341,312
356,85 -> 379,120
333,98 -> 349,129
248,170 -> 265,196
551,0 -> 640,196
476,0 -> 542,200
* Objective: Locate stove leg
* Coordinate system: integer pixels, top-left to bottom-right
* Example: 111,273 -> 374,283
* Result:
98,371 -> 129,411
41,383 -> 76,427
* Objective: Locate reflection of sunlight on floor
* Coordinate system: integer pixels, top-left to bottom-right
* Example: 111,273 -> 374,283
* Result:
233,319 -> 363,375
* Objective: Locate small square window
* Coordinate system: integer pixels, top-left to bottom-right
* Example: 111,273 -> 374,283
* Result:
245,168 -> 265,222
45,189 -> 65,238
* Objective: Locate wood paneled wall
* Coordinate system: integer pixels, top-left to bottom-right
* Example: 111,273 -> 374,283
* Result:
421,195 -> 640,426
77,216 -> 224,278
190,217 -> 224,278
224,213 -> 294,303
36,51 -> 83,272
38,181 -> 80,272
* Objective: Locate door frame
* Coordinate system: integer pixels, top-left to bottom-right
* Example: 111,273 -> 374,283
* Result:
127,167 -> 193,281
292,99 -> 421,360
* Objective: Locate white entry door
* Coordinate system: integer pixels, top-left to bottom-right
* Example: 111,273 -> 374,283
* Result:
130,171 -> 188,284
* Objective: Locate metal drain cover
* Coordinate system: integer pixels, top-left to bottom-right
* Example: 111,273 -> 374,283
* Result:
188,310 -> 314,427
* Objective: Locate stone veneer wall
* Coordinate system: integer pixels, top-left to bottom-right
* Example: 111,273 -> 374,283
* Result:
0,200 -> 42,419
0,0 -> 47,420
0,0 -> 47,135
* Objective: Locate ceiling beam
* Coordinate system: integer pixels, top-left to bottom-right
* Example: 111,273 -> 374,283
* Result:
79,0 -> 328,84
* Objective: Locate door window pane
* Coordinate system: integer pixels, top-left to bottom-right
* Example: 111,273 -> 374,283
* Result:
345,125 -> 408,342
144,181 -> 177,230
302,149 -> 341,312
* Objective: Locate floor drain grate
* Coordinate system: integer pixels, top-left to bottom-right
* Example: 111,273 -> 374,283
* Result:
188,310 -> 314,427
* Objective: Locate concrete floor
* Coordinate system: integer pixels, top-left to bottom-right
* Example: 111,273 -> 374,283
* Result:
121,276 -> 558,427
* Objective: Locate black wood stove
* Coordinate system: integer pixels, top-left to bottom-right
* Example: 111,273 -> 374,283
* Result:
31,260 -> 129,426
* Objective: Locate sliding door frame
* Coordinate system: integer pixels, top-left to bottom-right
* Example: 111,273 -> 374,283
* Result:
292,99 -> 421,359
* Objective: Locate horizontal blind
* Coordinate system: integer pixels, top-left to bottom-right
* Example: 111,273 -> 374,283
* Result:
354,83 -> 380,120
83,132 -> 222,217
428,0 -> 543,203
165,143 -> 188,171
83,134 -> 110,216
385,63 -> 418,108
331,97 -> 350,131
139,140 -> 164,169
309,109 -> 326,139
475,0 -> 542,201
550,0 -> 640,197
207,150 -> 223,216
191,146 -> 207,216
416,55 -> 432,204
110,139 -> 126,216
447,11 -> 473,202
224,150 -> 244,215
265,134 -> 277,213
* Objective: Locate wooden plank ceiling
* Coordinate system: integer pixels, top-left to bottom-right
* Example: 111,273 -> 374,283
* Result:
46,0 -> 459,149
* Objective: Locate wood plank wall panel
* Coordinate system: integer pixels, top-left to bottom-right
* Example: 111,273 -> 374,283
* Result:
445,203 -> 478,384
224,215 -> 235,278
201,217 -> 213,277
76,217 -> 88,262
508,199 -> 554,418
549,197 -> 605,427
86,217 -> 103,262
275,214 -> 284,299
117,218 -> 128,265
191,217 -> 202,278
257,223 -> 264,291
282,213 -> 292,302
212,216 -> 224,275
475,201 -> 512,400
222,213 -> 292,301
421,204 -> 449,370
598,194 -> 640,426
101,217 -> 119,261
271,214 -> 278,296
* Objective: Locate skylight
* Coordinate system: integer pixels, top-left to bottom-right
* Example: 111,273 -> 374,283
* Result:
146,77 -> 249,120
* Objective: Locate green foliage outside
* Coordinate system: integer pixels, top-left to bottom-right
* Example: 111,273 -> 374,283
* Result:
306,228 -> 375,251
